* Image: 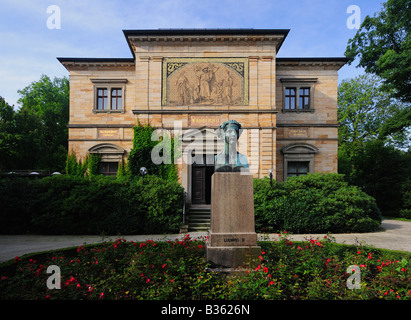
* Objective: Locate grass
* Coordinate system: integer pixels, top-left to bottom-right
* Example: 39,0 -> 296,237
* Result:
0,233 -> 410,300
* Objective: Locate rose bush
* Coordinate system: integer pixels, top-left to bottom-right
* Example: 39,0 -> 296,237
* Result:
1,234 -> 410,300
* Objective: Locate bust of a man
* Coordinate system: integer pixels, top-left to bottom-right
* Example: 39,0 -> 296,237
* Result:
214,120 -> 250,172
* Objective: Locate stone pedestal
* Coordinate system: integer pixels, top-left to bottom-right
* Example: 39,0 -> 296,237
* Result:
206,172 -> 261,268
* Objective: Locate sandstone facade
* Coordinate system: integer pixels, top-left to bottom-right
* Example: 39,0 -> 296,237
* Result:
58,29 -> 346,204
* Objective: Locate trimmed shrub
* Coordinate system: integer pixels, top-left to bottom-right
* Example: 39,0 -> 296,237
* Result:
254,173 -> 381,234
0,175 -> 184,235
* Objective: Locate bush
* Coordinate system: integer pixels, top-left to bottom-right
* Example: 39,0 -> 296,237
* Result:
1,235 -> 410,300
0,178 -> 40,234
254,173 -> 381,234
0,175 -> 184,235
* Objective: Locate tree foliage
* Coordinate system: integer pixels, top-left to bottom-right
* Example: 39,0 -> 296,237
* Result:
345,0 -> 411,103
127,122 -> 178,181
338,74 -> 411,217
338,74 -> 410,155
0,75 -> 69,171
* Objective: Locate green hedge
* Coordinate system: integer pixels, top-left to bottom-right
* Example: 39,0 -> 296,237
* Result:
1,173 -> 382,235
254,173 -> 382,233
0,175 -> 184,235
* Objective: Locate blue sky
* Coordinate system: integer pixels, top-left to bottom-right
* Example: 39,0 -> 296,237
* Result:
0,0 -> 384,108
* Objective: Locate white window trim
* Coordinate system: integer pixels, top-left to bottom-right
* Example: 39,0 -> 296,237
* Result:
91,79 -> 127,113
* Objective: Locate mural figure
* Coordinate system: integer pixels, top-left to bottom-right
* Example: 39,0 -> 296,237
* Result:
176,71 -> 190,105
223,70 -> 233,105
163,59 -> 247,106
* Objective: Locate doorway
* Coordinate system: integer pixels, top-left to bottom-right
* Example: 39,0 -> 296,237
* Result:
191,163 -> 214,205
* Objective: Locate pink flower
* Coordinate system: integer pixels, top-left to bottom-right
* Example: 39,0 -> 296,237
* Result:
99,292 -> 104,299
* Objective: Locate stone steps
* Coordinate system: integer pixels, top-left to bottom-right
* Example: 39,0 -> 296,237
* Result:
188,206 -> 211,232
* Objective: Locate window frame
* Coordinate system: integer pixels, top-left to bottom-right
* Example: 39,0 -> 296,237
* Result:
287,161 -> 310,177
280,78 -> 317,113
284,87 -> 297,110
281,143 -> 319,180
91,79 -> 127,113
98,161 -> 119,176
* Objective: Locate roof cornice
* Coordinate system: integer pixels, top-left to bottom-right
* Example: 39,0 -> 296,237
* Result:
57,57 -> 135,70
123,29 -> 290,57
276,57 -> 348,69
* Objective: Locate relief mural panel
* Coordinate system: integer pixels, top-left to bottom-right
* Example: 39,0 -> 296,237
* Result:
162,58 -> 249,106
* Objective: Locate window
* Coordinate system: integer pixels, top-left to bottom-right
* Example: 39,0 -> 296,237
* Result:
287,161 -> 309,177
91,79 -> 127,113
96,87 -> 122,111
97,88 -> 108,110
88,143 -> 125,177
98,162 -> 119,176
111,88 -> 122,110
285,88 -> 296,110
282,143 -> 319,181
280,78 -> 317,112
299,88 -> 310,110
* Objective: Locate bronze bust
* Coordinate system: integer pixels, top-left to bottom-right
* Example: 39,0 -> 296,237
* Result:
214,120 -> 250,172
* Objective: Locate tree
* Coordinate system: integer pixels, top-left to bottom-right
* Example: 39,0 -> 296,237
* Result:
345,0 -> 411,103
338,74 -> 411,217
0,97 -> 18,169
0,97 -> 43,170
338,74 -> 409,157
17,75 -> 69,171
349,140 -> 410,217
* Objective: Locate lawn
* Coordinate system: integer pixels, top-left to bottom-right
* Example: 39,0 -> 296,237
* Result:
0,233 -> 410,300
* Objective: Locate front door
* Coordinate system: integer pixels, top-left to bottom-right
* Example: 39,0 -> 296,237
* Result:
192,165 -> 214,204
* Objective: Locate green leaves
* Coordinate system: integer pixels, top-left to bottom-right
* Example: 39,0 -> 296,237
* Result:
127,122 -> 178,181
0,175 -> 184,235
254,173 -> 381,234
345,0 -> 411,103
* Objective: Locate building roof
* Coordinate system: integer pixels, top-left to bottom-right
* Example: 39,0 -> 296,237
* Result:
123,28 -> 290,57
122,28 -> 290,36
57,29 -> 347,69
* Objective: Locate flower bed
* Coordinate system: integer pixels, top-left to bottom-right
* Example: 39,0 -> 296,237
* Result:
0,234 -> 410,300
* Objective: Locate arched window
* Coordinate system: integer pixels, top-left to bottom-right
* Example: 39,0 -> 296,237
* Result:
281,143 -> 319,179
88,143 -> 125,176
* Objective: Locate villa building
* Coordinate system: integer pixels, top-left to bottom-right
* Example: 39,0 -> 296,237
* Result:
58,29 -> 347,225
